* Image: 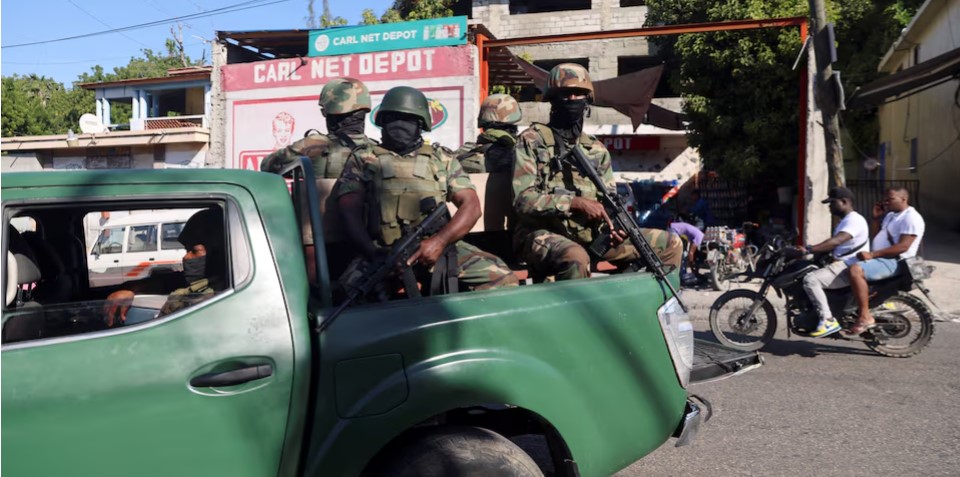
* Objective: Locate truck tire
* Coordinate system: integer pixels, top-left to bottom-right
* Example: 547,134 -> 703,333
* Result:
366,426 -> 544,477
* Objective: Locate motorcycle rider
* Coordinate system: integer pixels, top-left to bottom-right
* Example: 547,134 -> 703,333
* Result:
797,187 -> 870,337
845,186 -> 925,335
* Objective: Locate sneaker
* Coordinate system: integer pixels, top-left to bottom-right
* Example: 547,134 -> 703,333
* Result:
810,318 -> 841,338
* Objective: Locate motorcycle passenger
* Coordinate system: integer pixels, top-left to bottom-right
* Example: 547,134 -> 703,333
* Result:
845,186 -> 925,335
797,187 -> 869,337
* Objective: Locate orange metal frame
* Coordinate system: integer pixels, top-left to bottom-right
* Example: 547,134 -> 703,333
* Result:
475,16 -> 810,238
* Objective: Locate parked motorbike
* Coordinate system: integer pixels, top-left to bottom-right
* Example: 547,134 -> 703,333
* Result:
699,224 -> 759,291
708,236 -> 936,358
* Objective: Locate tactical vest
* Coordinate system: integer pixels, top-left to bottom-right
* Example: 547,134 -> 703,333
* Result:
325,133 -> 373,178
371,144 -> 447,245
528,123 -> 602,244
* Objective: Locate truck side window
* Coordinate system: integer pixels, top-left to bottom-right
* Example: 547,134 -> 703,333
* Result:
2,203 -> 240,347
127,225 -> 158,253
96,227 -> 124,254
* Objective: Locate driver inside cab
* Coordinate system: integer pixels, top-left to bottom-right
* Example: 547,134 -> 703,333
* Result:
103,208 -> 227,326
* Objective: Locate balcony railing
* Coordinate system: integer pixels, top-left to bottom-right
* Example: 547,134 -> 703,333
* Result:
140,115 -> 208,130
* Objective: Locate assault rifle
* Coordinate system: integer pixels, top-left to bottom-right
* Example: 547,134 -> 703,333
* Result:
317,198 -> 450,332
561,145 -> 688,312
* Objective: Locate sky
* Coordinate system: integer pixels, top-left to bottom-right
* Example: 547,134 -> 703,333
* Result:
1,0 -> 393,86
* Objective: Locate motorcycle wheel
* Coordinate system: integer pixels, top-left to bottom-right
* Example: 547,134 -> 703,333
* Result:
708,258 -> 726,291
709,289 -> 778,351
866,292 -> 935,358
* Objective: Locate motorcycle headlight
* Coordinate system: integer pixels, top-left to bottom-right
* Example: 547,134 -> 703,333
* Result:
658,296 -> 695,388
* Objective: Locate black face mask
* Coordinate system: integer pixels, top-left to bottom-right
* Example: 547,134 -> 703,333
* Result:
182,255 -> 206,284
549,98 -> 588,142
326,110 -> 367,136
381,116 -> 423,155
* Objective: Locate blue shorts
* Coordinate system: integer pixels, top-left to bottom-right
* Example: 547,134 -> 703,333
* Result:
858,257 -> 900,281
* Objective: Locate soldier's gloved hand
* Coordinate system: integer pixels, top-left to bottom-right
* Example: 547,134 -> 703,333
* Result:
408,236 -> 446,268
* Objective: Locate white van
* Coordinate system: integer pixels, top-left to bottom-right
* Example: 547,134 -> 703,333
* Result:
88,209 -> 200,287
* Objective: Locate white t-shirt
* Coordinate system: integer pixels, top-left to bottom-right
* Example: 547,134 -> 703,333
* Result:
872,206 -> 925,259
833,211 -> 870,265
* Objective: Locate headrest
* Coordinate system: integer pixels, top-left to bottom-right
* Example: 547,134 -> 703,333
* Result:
22,231 -> 66,276
7,226 -> 41,285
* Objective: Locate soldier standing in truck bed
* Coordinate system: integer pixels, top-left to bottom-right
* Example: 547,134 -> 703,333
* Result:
336,86 -> 518,294
512,63 -> 682,281
455,93 -> 522,174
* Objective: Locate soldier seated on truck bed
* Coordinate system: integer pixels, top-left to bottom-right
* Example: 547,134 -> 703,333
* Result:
454,93 -> 522,174
512,63 -> 682,281
103,208 -> 226,326
335,86 -> 519,295
260,78 -> 378,282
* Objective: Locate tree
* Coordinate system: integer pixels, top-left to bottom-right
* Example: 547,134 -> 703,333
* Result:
342,0 -> 453,26
644,0 -> 924,181
1,74 -> 88,137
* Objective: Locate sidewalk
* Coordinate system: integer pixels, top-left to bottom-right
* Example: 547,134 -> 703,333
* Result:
918,222 -> 960,321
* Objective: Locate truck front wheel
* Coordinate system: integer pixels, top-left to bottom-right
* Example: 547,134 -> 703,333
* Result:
365,425 -> 544,477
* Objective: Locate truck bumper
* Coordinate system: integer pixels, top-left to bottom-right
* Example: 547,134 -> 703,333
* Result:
672,395 -> 712,447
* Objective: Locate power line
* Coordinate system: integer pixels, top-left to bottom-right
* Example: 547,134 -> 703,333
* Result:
66,0 -> 151,48
2,0 -> 292,49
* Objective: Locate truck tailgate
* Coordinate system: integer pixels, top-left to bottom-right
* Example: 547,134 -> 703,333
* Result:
691,339 -> 763,384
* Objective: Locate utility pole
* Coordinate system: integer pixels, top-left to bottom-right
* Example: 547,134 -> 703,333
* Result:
808,0 -> 845,188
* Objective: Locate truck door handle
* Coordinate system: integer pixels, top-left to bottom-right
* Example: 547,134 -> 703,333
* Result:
189,364 -> 273,388
112,260 -> 119,263
148,258 -> 155,261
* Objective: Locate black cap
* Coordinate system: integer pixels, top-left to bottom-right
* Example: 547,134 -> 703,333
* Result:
822,187 -> 854,204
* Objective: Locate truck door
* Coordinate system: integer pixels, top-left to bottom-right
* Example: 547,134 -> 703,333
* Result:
2,195 -> 297,477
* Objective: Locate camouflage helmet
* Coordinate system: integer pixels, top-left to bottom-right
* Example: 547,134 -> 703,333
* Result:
543,63 -> 594,102
319,78 -> 372,116
375,86 -> 433,132
478,94 -> 522,127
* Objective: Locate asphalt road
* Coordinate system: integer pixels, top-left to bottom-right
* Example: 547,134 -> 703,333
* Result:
617,286 -> 960,477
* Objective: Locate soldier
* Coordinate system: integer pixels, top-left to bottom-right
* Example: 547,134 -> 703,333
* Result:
512,63 -> 682,281
336,86 -> 518,294
455,93 -> 522,173
261,78 -> 377,282
260,77 -> 376,177
103,208 -> 226,325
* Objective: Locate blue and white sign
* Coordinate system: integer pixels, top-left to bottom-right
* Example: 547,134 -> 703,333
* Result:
308,16 -> 467,57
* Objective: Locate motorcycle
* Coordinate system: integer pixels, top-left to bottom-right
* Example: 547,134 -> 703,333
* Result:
708,236 -> 936,358
699,224 -> 759,291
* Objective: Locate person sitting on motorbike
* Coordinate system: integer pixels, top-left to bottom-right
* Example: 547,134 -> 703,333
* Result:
845,186 -> 925,335
796,187 -> 870,337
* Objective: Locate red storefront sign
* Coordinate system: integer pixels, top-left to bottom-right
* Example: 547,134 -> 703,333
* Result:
596,135 -> 660,151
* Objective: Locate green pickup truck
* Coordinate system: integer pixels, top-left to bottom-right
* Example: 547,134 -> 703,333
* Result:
1,163 -> 760,477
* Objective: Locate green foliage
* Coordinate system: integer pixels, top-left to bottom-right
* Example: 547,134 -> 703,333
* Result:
2,38 -> 203,136
1,75 -> 89,137
645,0 -> 924,182
320,12 -> 349,27
349,0 -> 452,25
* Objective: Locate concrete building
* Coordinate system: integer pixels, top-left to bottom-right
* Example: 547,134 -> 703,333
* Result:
466,0 -> 700,184
1,67 -> 213,172
852,0 -> 960,230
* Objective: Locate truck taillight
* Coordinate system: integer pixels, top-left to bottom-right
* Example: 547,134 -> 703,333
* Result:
658,296 -> 694,388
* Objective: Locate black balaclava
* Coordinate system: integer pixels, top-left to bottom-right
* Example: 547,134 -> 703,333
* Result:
548,97 -> 588,144
381,113 -> 423,155
326,110 -> 367,136
182,256 -> 206,283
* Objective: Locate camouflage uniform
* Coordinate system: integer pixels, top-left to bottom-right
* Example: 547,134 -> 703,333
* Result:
158,277 -> 222,317
455,94 -> 523,173
512,64 -> 681,281
337,143 -> 518,291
